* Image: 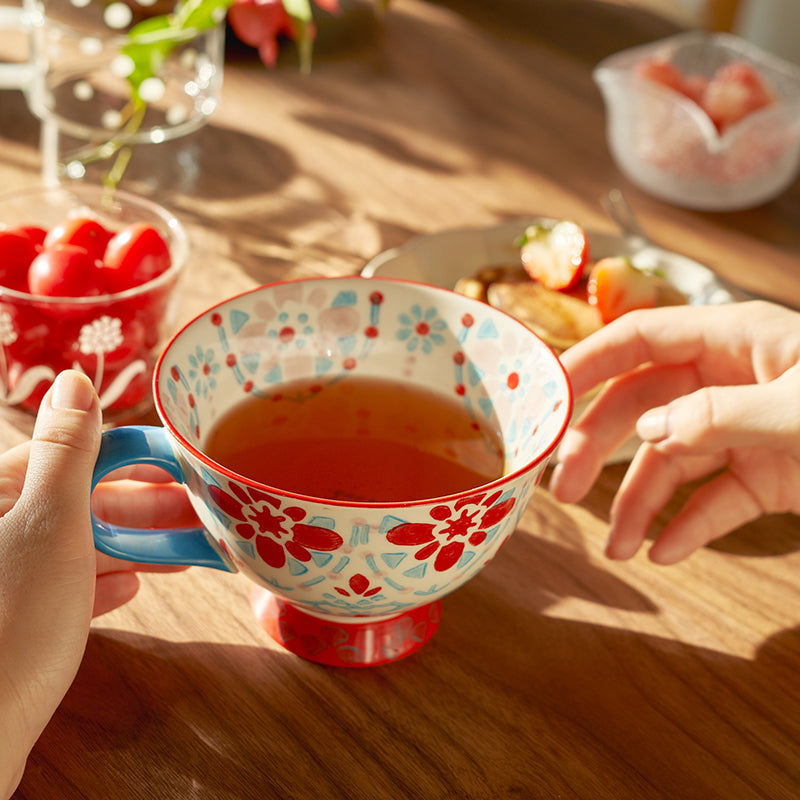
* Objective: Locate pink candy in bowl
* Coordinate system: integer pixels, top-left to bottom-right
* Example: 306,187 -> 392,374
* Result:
594,31 -> 800,210
0,183 -> 187,429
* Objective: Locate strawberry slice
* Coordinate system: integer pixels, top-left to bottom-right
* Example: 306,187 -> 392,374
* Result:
519,220 -> 590,291
586,256 -> 659,324
635,57 -> 687,95
701,61 -> 776,133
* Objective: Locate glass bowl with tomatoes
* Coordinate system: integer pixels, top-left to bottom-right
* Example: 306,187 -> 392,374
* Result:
0,183 -> 187,430
594,31 -> 800,210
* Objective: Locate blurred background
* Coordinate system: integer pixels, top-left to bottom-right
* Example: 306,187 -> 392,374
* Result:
614,0 -> 800,64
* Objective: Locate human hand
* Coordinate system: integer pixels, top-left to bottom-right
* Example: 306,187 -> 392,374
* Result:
1,371 -> 194,799
549,301 -> 800,565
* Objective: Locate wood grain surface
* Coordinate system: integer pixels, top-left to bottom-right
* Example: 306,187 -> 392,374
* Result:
2,1 -> 800,797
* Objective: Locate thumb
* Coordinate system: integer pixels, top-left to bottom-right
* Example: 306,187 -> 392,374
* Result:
636,371 -> 800,456
0,371 -> 102,770
18,370 -> 102,538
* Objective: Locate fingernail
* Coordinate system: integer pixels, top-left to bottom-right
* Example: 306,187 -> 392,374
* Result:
636,407 -> 670,442
50,370 -> 95,411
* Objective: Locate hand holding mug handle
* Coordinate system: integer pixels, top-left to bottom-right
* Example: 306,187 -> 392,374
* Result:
91,426 -> 231,571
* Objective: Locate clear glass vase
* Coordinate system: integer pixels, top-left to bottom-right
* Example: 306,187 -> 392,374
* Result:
24,0 -> 226,191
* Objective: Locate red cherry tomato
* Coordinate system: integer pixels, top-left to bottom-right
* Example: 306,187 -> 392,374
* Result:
45,216 -> 112,262
0,230 -> 40,291
103,224 -> 171,293
27,244 -> 107,297
13,225 -> 47,249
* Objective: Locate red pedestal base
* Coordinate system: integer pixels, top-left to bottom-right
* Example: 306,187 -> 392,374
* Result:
251,590 -> 441,667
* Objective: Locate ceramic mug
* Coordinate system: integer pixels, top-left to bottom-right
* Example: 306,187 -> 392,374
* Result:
91,277 -> 572,667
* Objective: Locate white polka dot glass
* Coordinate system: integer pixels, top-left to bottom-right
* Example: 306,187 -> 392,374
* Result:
25,0 -> 225,187
0,183 -> 187,431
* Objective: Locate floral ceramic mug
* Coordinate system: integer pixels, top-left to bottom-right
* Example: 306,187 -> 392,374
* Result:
91,276 -> 572,667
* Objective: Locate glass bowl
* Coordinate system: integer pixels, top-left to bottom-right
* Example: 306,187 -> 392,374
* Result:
594,31 -> 800,210
0,183 -> 187,431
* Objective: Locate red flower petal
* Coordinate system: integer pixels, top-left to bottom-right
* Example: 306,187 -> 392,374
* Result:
430,505 -> 451,521
480,498 -> 516,528
286,541 -> 312,562
349,573 -> 369,595
209,485 -> 248,521
230,482 -> 252,505
291,523 -> 343,552
415,541 -> 439,561
386,522 -> 436,546
256,535 -> 286,568
235,522 -> 256,540
454,492 -> 486,511
469,530 -> 487,546
434,541 -> 464,571
285,505 -> 306,522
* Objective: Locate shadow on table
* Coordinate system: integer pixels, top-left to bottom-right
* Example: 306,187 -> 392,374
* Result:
426,0 -> 682,64
19,526 -> 800,800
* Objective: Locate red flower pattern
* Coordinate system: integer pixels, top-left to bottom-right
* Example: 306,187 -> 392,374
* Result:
334,573 -> 382,598
386,490 -> 516,572
208,482 -> 343,569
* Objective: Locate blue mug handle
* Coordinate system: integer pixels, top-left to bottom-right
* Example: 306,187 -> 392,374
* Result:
91,426 -> 232,571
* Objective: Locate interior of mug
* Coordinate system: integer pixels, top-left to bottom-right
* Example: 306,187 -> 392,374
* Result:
155,277 -> 572,481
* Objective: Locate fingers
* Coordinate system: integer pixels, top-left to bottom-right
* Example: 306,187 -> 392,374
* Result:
93,572 -> 140,617
95,551 -> 191,576
646,471 -> 764,564
560,305 -> 711,398
17,371 -> 102,544
604,444 -> 726,561
92,479 -> 199,529
93,559 -> 188,615
604,443 -> 769,563
551,302 -> 800,565
550,362 -> 699,503
552,359 -> 800,505
560,301 -> 795,400
0,371 -> 103,759
637,368 -> 800,457
99,464 -> 179,483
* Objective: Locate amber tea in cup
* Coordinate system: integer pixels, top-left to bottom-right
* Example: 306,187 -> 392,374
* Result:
205,374 -> 505,503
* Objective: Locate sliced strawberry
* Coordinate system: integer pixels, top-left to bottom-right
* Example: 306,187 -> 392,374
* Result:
586,256 -> 658,324
701,61 -> 776,133
635,57 -> 687,95
519,220 -> 590,291
683,73 -> 709,105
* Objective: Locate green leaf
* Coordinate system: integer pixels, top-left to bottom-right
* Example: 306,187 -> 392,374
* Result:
281,0 -> 313,22
123,15 -> 175,97
178,0 -> 235,31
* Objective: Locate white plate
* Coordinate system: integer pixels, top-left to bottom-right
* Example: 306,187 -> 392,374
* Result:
361,216 -> 741,305
361,218 -> 741,463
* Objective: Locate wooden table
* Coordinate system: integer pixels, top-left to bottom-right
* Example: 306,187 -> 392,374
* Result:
3,1 -> 800,797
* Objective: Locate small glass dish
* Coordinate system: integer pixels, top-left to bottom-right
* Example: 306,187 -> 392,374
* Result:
0,183 -> 187,431
594,31 -> 800,210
